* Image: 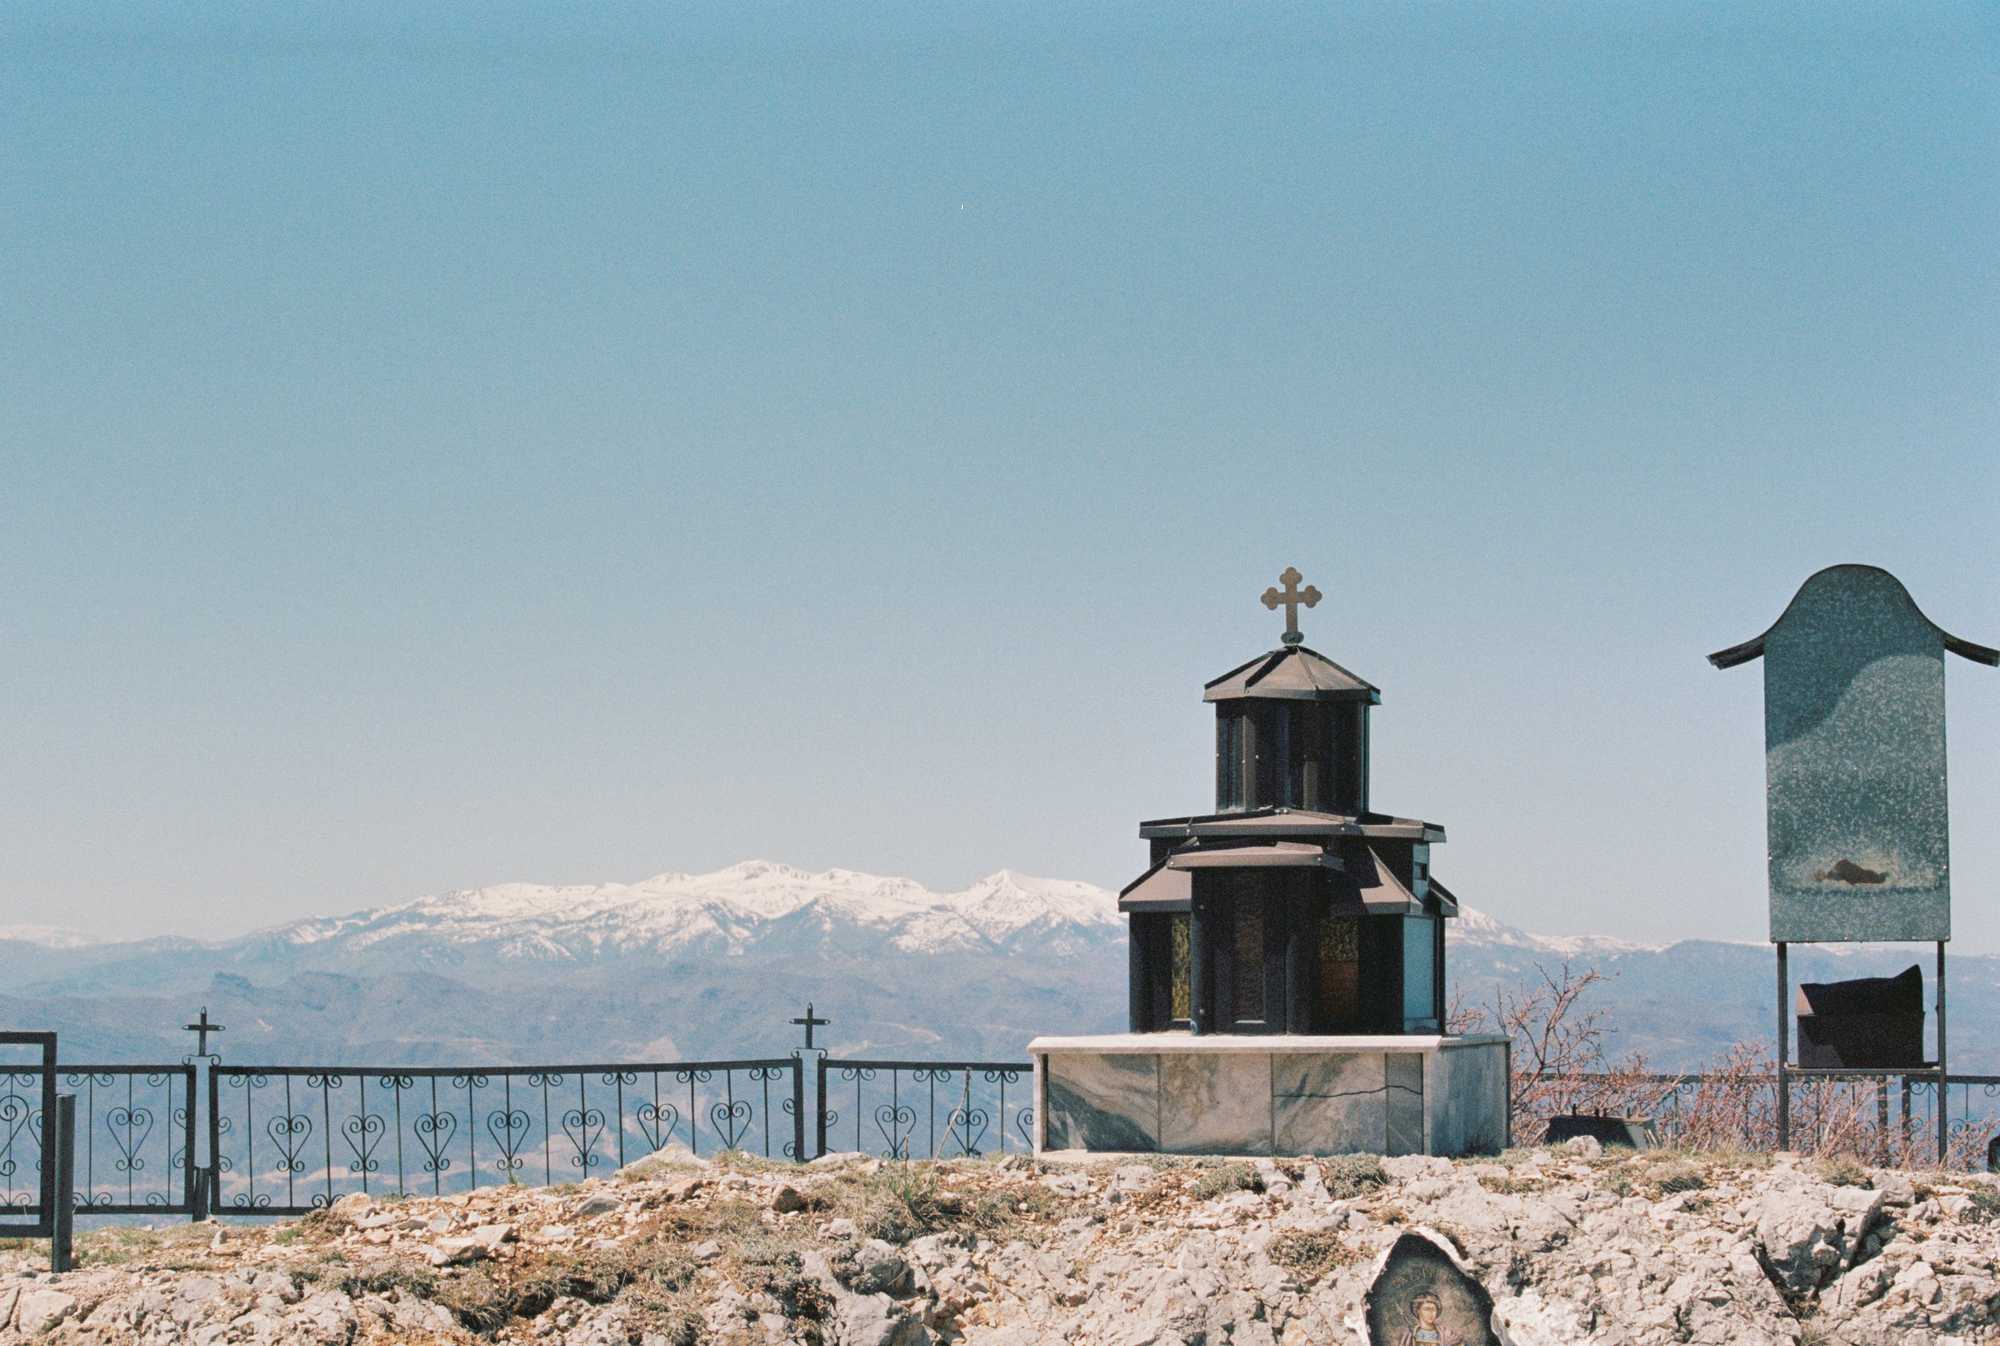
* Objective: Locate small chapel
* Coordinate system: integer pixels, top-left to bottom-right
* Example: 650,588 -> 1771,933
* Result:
1029,570 -> 1505,1158
1117,567 -> 1459,1036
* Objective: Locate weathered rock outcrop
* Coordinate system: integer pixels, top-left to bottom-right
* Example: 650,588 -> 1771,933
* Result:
4,1145 -> 1999,1344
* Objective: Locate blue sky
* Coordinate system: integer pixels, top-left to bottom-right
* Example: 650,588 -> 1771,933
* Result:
3,3 -> 1996,947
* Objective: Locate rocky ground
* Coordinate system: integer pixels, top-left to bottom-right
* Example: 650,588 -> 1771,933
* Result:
4,1142 -> 2000,1344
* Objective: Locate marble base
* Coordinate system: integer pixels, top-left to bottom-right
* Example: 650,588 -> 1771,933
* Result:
1029,1033 -> 1510,1159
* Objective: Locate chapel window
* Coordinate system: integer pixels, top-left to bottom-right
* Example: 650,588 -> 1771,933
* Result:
1169,912 -> 1191,1025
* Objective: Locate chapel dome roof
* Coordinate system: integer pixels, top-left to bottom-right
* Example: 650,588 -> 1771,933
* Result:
1202,645 -> 1381,703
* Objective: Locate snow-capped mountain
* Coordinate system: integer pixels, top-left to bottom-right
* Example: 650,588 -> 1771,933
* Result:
234,861 -> 1123,976
8,863 -> 1623,965
9,863 -> 1999,1071
1445,906 -> 1663,959
2,864 -> 1132,1065
0,923 -> 99,950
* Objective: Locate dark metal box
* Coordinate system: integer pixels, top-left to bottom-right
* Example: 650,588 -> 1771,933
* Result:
1543,1112 -> 1657,1149
1795,965 -> 1926,1069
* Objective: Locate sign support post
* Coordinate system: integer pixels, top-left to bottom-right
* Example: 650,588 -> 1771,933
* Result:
1775,942 -> 1789,1150
1938,940 -> 1949,1162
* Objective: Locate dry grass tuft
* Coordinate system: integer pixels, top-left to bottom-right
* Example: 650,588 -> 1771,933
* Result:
1477,1171 -> 1547,1196
68,1223 -> 219,1271
1961,1186 -> 2000,1225
1818,1157 -> 1873,1189
1266,1227 -> 1362,1283
815,1161 -> 1057,1246
297,1253 -> 442,1302
1647,1161 -> 1708,1196
854,1163 -> 954,1244
1190,1162 -> 1262,1202
1603,1151 -> 1711,1199
1321,1155 -> 1388,1201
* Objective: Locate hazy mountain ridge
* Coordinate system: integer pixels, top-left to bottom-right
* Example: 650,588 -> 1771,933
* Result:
7,863 -> 1996,1071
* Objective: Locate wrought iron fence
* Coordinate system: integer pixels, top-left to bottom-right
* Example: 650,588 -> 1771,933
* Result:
0,1034 -> 58,1235
208,1058 -> 802,1216
16,1017 -> 2000,1231
816,1058 -> 1032,1159
1916,1074 -> 2000,1159
0,1066 -> 198,1216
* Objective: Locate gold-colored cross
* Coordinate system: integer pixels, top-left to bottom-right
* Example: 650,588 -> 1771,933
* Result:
1261,567 -> 1321,646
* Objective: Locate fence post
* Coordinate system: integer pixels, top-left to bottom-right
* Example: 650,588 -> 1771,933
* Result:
1877,1079 -> 1890,1166
791,1059 -> 807,1164
815,1056 -> 829,1159
183,1067 -> 199,1220
50,1094 -> 75,1273
206,1065 -> 222,1218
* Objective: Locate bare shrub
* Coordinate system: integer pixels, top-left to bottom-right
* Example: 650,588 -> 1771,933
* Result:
1454,963 -> 1651,1145
1468,962 -> 1998,1170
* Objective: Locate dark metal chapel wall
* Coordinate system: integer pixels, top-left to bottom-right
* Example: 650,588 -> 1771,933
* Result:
1127,870 -> 1428,1036
1214,699 -> 1369,814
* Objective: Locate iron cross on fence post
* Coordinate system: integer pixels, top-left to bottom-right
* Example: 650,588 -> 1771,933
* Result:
1261,566 -> 1321,646
790,1002 -> 829,1053
183,1007 -> 224,1060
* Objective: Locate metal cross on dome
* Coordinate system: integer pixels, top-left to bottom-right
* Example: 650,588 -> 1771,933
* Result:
1261,566 -> 1321,646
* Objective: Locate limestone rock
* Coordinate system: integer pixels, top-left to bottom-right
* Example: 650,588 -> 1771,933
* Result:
1109,1164 -> 1156,1198
469,1221 -> 516,1248
4,1148 -> 1997,1345
804,1250 -> 933,1346
853,1240 -> 915,1296
323,1190 -> 373,1226
14,1286 -> 76,1335
1750,1169 -> 1884,1297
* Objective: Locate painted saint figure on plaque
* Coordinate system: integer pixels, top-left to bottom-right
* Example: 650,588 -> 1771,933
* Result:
1363,1232 -> 1499,1346
1398,1293 -> 1455,1346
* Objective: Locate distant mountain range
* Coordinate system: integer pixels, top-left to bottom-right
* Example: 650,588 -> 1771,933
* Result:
5,862 -> 1994,1072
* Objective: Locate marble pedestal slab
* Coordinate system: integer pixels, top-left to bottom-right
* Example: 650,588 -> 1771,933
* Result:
1028,1033 -> 1510,1158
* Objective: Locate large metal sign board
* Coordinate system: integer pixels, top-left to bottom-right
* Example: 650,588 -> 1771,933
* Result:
1711,565 -> 1996,943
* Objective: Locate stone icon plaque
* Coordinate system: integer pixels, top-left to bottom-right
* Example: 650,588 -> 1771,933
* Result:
1363,1231 -> 1499,1346
1711,565 -> 1997,944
